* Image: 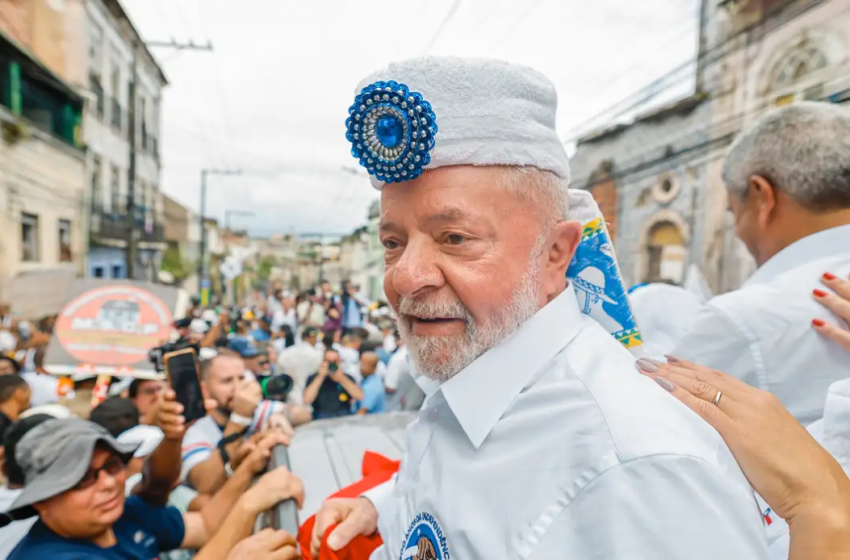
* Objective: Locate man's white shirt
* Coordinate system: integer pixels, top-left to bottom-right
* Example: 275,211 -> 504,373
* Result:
276,342 -> 323,407
673,224 -> 850,425
180,400 -> 285,483
365,288 -> 770,559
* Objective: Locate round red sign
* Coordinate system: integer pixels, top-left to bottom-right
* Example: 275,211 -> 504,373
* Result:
54,285 -> 173,366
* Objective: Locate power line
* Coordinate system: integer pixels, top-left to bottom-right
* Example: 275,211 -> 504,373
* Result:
492,0 -> 547,47
421,0 -> 463,54
561,0 -> 826,144
570,88 -> 849,191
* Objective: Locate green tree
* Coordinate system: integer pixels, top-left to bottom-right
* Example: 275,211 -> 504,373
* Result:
161,244 -> 188,282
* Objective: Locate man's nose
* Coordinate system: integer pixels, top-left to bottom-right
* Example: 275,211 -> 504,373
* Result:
391,237 -> 444,299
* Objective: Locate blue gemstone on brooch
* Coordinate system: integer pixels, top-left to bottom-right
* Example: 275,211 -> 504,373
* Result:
376,115 -> 403,148
345,80 -> 437,184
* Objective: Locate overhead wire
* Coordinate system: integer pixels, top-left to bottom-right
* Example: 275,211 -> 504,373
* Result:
421,0 -> 463,55
569,87 -> 848,191
560,0 -> 823,144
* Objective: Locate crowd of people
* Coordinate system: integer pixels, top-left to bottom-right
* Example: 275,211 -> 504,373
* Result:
0,53 -> 849,559
0,278 -> 423,558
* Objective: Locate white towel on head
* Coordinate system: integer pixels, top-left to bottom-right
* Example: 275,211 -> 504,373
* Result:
356,56 -> 570,189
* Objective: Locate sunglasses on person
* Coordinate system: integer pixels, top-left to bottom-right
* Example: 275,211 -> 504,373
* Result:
73,455 -> 125,491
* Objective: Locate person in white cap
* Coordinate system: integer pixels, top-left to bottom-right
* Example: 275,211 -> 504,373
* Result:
310,57 -> 772,559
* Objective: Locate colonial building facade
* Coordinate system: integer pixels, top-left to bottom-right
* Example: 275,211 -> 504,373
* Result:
571,0 -> 850,294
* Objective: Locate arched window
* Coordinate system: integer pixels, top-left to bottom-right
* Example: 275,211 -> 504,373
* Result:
644,221 -> 686,284
771,45 -> 829,90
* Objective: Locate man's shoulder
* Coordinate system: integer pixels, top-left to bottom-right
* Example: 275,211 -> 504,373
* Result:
546,323 -> 725,464
711,254 -> 850,311
119,496 -> 182,528
8,522 -> 92,559
182,415 -> 219,446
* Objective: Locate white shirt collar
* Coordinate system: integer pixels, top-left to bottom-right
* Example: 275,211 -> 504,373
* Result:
745,224 -> 850,286
413,288 -> 586,449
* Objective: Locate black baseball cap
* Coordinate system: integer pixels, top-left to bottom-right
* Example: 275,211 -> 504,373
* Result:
89,397 -> 140,438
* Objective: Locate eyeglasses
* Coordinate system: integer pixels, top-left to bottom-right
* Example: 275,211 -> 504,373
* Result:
73,456 -> 125,491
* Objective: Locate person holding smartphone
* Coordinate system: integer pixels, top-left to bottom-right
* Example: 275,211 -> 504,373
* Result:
303,350 -> 364,420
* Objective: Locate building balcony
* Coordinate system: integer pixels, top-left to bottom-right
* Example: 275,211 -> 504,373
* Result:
0,38 -> 84,149
90,205 -> 165,248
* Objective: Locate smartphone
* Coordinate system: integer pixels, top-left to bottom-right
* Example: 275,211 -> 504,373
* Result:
163,348 -> 206,423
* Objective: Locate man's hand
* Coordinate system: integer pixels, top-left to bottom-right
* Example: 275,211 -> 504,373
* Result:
329,368 -> 347,384
226,529 -> 298,560
232,378 -> 262,417
311,497 -> 378,554
243,466 -> 305,513
267,412 -> 294,438
317,361 -> 330,379
240,430 -> 291,475
148,389 -> 186,441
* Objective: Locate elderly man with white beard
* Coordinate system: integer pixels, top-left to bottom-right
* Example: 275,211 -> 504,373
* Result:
311,57 -> 772,559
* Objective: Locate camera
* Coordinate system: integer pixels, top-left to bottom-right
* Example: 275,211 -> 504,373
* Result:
257,374 -> 294,401
149,338 -> 200,373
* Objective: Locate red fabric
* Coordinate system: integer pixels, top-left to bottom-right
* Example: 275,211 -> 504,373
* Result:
298,451 -> 401,560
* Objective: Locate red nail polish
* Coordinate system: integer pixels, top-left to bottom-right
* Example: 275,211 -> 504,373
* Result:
823,272 -> 837,281
813,289 -> 828,298
812,318 -> 826,327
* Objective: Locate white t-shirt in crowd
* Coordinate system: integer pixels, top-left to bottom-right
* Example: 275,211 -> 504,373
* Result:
383,347 -> 408,393
0,486 -> 34,558
382,335 -> 397,354
335,345 -> 361,384
276,342 -> 323,407
271,309 -> 297,334
180,400 -> 285,483
21,372 -> 59,407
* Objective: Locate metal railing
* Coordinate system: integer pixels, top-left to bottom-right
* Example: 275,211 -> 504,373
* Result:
257,444 -> 300,536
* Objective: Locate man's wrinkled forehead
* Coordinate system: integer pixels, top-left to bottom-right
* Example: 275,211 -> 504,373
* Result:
380,205 -> 477,235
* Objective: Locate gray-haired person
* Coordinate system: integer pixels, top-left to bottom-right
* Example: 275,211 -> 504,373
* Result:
672,101 -> 850,427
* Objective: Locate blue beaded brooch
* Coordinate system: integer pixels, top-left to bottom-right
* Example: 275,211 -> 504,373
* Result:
346,80 -> 438,183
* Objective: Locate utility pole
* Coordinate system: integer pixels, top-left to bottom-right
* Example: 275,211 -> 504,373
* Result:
198,168 -> 242,302
124,39 -> 214,280
125,41 -> 139,279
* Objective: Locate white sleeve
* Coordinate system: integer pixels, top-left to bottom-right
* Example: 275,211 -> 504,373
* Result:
527,456 -> 771,560
249,400 -> 283,433
672,304 -> 761,389
180,421 -> 216,482
384,354 -> 406,392
362,476 -> 398,531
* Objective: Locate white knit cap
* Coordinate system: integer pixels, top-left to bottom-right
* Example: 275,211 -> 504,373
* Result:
349,56 -> 570,189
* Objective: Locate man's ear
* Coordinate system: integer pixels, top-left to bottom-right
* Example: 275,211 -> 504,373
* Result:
32,500 -> 48,515
542,220 -> 582,294
748,175 -> 778,227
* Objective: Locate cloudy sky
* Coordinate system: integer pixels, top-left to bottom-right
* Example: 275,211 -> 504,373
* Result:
122,0 -> 699,237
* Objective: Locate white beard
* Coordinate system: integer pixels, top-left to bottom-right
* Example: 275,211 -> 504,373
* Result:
397,264 -> 543,383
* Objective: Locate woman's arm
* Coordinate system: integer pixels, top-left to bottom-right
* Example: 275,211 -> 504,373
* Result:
637,358 -> 850,560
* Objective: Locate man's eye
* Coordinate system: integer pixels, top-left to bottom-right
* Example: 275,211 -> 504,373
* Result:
382,239 -> 400,250
446,234 -> 466,245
